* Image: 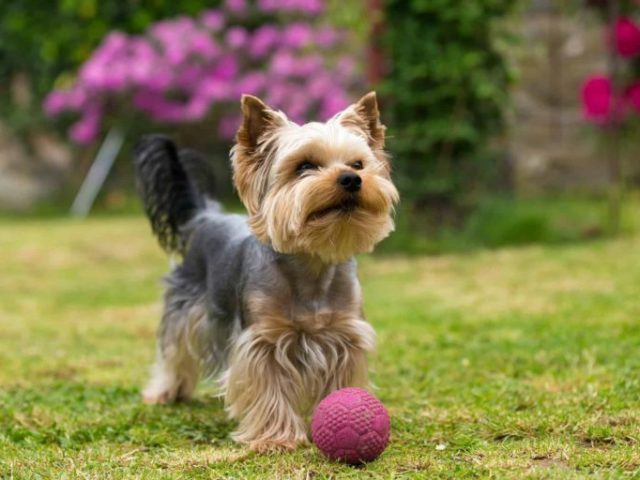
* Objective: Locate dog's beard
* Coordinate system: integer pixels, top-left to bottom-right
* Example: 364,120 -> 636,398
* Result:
250,169 -> 398,263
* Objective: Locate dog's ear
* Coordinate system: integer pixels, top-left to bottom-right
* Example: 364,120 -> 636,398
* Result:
338,92 -> 386,150
233,95 -> 287,214
237,95 -> 286,149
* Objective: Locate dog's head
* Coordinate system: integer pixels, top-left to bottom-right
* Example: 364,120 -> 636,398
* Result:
231,92 -> 399,263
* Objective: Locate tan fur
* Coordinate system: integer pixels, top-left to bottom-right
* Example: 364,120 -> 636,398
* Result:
338,91 -> 386,151
221,292 -> 375,451
232,95 -> 289,214
144,92 -> 397,452
232,92 -> 399,263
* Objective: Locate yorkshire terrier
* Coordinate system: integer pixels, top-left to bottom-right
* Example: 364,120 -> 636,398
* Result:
134,92 -> 399,451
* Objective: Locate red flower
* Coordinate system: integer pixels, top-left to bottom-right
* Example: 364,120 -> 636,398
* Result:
581,75 -> 614,124
624,81 -> 640,114
612,18 -> 640,58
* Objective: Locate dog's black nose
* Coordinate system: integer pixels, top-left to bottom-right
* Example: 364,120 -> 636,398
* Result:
338,172 -> 362,193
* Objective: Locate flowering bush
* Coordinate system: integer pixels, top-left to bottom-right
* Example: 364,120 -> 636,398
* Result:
581,14 -> 640,125
43,0 -> 361,144
612,17 -> 640,58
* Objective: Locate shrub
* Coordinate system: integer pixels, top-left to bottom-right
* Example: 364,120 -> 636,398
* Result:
380,0 -> 516,213
0,0 -> 212,134
42,0 -> 362,145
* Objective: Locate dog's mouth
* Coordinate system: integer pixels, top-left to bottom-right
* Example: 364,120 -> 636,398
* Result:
307,198 -> 359,221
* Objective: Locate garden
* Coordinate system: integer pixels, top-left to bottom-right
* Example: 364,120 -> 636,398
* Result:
1,0 -> 639,478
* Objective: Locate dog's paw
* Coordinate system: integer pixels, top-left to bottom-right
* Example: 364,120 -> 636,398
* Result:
142,387 -> 176,405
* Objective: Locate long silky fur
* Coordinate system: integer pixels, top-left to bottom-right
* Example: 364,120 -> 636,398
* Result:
138,93 -> 398,451
134,135 -> 212,254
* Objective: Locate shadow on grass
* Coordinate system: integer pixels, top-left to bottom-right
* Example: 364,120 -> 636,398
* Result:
0,381 -> 236,448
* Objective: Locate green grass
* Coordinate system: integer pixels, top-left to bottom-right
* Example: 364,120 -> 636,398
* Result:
1,217 -> 639,479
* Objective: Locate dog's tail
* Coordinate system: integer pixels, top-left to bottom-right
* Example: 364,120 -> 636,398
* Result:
134,135 -> 215,254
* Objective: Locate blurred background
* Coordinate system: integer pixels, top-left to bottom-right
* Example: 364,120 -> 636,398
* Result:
1,0 -> 639,253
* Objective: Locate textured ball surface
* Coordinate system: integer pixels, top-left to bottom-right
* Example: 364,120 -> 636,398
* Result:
311,388 -> 390,464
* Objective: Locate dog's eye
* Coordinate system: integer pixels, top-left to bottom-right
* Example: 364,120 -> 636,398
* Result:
296,161 -> 318,174
350,160 -> 364,170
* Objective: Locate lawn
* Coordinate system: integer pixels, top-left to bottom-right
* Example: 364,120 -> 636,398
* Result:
1,217 -> 639,479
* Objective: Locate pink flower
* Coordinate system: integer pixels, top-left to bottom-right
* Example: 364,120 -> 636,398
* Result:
190,32 -> 219,60
224,0 -> 247,14
129,57 -> 155,85
43,91 -> 69,116
64,89 -> 89,110
176,64 -> 204,89
212,55 -> 238,81
200,9 -> 225,31
226,27 -> 248,49
197,77 -> 232,101
163,44 -> 188,66
69,106 -> 101,144
151,100 -> 188,122
282,22 -> 312,48
283,90 -> 310,123
293,54 -> 322,77
79,35 -> 127,87
142,70 -> 172,91
171,16 -> 197,36
296,0 -> 323,14
128,39 -> 157,84
134,91 -> 192,122
101,63 -> 129,91
129,38 -> 155,60
612,18 -> 640,58
101,32 -> 128,55
183,95 -> 211,120
257,0 -> 278,12
70,121 -> 98,144
308,73 -> 333,98
581,75 -> 614,124
78,56 -> 106,87
271,50 -> 297,76
235,72 -> 267,95
257,0 -> 323,14
265,82 -> 290,106
320,91 -> 350,119
45,3 -> 361,143
249,25 -> 280,58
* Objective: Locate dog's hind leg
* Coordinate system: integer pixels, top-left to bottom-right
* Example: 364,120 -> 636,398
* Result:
143,290 -> 206,404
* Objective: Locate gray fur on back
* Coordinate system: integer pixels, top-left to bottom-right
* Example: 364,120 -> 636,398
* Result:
164,202 -> 359,375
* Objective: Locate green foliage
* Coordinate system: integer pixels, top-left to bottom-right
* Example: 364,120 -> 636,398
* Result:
378,194 -> 640,255
0,0 -> 218,133
381,0 -> 516,207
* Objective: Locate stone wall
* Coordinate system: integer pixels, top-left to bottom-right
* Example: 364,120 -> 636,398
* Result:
0,119 -> 72,210
508,2 -> 637,193
0,73 -> 73,211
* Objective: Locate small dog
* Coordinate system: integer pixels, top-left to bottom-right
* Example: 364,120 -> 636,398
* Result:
134,92 -> 399,451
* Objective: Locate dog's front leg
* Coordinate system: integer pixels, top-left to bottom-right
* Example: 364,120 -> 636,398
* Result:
222,324 -> 308,452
